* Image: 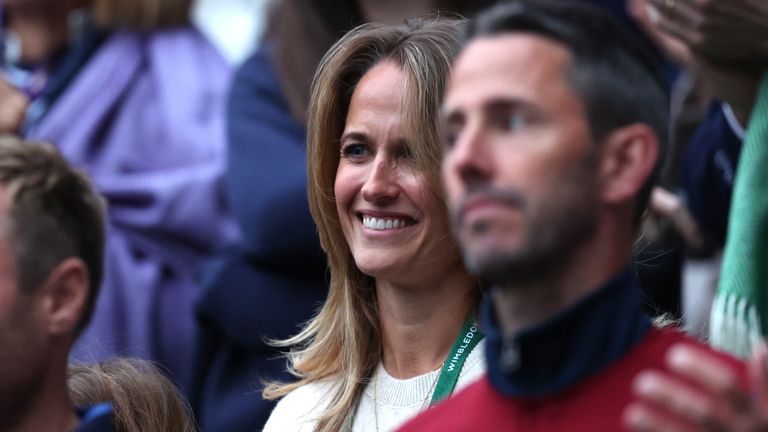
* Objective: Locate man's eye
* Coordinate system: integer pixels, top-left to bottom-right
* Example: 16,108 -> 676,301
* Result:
341,144 -> 370,159
506,113 -> 528,130
443,127 -> 460,149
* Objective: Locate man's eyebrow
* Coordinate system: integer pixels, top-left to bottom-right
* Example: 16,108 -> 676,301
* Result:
441,109 -> 464,126
484,96 -> 537,113
441,96 -> 538,124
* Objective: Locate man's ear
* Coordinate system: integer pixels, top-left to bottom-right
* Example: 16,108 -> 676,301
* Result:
40,258 -> 90,337
598,123 -> 659,205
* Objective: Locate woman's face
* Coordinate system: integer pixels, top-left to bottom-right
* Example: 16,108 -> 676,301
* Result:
334,61 -> 460,285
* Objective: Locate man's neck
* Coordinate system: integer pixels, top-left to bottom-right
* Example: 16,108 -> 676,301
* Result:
492,224 -> 631,338
376,268 -> 475,379
14,407 -> 78,432
11,355 -> 79,432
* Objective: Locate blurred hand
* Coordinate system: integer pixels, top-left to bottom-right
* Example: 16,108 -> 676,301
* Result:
0,76 -> 29,134
624,343 -> 768,432
645,0 -> 768,63
648,187 -> 707,253
629,0 -> 694,68
640,0 -> 764,125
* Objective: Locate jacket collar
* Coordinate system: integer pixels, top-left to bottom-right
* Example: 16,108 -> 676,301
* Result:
483,266 -> 650,397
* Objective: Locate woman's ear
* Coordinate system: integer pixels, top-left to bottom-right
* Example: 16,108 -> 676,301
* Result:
40,258 -> 90,337
598,123 -> 659,206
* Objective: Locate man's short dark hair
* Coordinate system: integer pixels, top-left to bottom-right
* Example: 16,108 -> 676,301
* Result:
0,136 -> 106,332
462,0 -> 670,223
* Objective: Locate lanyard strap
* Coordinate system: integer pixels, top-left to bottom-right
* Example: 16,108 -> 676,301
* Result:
344,318 -> 484,430
430,318 -> 484,405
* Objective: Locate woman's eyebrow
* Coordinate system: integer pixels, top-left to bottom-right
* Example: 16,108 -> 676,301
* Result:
339,131 -> 368,143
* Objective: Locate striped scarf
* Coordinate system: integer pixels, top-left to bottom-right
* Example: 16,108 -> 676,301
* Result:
710,73 -> 768,357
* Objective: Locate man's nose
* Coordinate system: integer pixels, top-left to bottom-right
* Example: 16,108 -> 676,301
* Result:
444,121 -> 494,187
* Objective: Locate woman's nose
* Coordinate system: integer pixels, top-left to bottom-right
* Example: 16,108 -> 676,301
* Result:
361,157 -> 400,203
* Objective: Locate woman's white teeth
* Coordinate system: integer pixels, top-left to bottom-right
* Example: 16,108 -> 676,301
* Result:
363,216 -> 410,230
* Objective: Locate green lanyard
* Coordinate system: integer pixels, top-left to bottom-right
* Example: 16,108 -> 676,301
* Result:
429,318 -> 484,405
344,319 -> 485,430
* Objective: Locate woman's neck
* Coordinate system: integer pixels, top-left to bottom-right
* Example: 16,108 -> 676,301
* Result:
5,3 -> 78,64
376,268 -> 475,379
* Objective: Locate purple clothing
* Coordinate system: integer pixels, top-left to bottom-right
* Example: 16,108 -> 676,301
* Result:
26,28 -> 237,380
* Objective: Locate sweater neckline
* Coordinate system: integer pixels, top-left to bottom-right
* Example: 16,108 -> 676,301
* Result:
365,339 -> 485,407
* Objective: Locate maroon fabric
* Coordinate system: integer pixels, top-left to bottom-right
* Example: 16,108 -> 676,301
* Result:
399,328 -> 747,431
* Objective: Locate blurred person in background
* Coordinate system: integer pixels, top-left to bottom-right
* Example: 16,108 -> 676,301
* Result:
628,0 -> 758,338
624,0 -> 768,429
0,136 -> 110,432
188,1 -> 495,431
0,0 -> 237,384
69,358 -> 197,432
261,18 -> 486,432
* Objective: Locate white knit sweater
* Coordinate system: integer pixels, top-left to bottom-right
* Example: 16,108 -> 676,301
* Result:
262,340 -> 486,432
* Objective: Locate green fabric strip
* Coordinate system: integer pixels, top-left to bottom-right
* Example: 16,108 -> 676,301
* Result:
710,72 -> 768,357
430,319 -> 485,405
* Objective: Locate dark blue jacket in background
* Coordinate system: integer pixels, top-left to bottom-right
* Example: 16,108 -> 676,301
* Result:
682,102 -> 742,247
187,46 -> 328,432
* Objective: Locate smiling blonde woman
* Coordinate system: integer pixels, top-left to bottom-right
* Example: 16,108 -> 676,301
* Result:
262,18 -> 486,432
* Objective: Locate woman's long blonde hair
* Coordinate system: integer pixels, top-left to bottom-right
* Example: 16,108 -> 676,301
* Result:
263,18 -> 468,432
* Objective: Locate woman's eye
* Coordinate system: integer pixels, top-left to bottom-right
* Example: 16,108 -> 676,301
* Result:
341,143 -> 370,159
443,130 -> 459,149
